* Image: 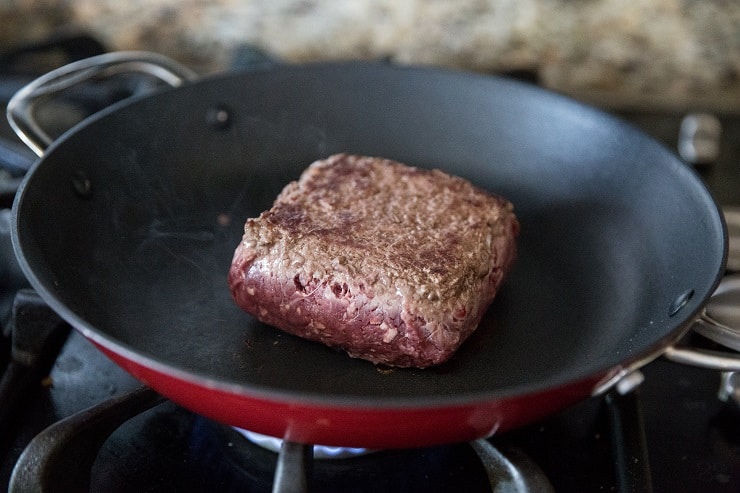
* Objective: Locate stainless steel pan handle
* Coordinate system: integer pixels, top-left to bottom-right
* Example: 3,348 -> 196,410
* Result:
663,308 -> 740,409
594,277 -> 740,397
6,51 -> 197,157
662,274 -> 740,371
662,342 -> 740,371
661,314 -> 740,371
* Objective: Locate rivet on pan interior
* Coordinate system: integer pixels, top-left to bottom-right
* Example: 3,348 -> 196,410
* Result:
669,289 -> 695,317
71,170 -> 93,199
207,104 -> 232,130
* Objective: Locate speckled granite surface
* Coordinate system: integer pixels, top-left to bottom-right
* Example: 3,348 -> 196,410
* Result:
1,0 -> 739,111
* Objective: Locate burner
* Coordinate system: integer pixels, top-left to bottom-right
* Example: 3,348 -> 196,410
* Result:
235,428 -> 555,492
235,429 -> 370,459
7,385 -> 556,493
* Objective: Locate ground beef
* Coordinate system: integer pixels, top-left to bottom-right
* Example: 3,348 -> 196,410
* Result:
228,154 -> 519,368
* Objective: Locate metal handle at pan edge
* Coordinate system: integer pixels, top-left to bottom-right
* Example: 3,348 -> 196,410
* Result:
663,309 -> 740,408
662,309 -> 740,371
6,50 -> 198,157
593,284 -> 740,398
662,272 -> 740,371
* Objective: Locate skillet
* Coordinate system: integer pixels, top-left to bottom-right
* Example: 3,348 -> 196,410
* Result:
6,52 -> 728,448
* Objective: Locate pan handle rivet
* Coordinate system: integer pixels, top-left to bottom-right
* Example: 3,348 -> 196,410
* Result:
71,170 -> 93,199
207,105 -> 232,130
669,289 -> 694,317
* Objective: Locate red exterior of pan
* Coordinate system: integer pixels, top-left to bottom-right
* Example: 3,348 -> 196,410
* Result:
96,341 -> 609,448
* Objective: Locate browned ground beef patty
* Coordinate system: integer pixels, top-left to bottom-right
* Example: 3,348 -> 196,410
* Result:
228,154 -> 519,368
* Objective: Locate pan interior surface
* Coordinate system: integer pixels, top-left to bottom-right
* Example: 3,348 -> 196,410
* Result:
13,63 -> 726,405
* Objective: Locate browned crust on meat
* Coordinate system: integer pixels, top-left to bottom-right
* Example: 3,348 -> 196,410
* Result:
228,153 -> 519,367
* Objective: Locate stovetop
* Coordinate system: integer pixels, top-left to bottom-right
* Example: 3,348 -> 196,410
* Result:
0,38 -> 739,492
1,325 -> 737,492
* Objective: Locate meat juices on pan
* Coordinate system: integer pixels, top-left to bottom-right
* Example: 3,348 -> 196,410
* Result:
228,154 -> 519,368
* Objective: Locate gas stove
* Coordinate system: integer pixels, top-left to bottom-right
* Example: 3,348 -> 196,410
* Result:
0,38 -> 739,492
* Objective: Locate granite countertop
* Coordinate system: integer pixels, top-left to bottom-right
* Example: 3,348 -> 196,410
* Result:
1,0 -> 739,112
